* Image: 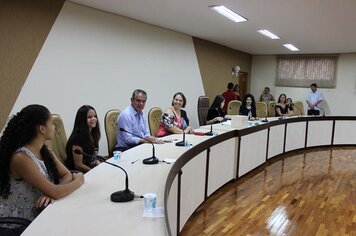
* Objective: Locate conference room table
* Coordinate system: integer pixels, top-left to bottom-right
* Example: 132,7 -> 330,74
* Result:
22,115 -> 356,235
22,133 -> 215,235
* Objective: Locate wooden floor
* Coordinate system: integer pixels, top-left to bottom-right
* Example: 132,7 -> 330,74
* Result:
181,147 -> 356,236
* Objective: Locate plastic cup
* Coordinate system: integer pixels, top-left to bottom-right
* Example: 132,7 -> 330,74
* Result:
113,150 -> 121,161
143,193 -> 157,212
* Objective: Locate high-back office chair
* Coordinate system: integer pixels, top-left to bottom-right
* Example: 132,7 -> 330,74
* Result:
45,114 -> 67,164
227,100 -> 242,115
104,109 -> 120,157
256,101 -> 268,118
267,101 -> 277,117
148,107 -> 163,136
293,101 -> 304,115
197,96 -> 209,126
0,217 -> 32,236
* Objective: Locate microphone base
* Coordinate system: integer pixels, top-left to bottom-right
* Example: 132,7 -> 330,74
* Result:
205,132 -> 214,136
142,157 -> 159,165
111,189 -> 135,202
175,141 -> 186,146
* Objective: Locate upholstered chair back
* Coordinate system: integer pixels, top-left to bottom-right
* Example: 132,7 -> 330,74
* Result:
268,101 -> 277,117
293,101 -> 304,115
197,96 -> 209,126
104,109 -> 120,157
45,114 -> 67,164
227,100 -> 242,115
148,107 -> 163,136
256,101 -> 268,118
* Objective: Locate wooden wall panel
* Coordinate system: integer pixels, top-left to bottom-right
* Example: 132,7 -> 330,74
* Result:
0,0 -> 64,130
192,38 -> 252,102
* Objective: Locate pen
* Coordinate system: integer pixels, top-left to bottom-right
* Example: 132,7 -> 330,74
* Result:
159,160 -> 171,164
131,159 -> 140,164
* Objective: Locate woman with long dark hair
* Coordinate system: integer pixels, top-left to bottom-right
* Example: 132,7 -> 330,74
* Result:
239,94 -> 257,120
66,105 -> 101,172
206,95 -> 225,125
275,94 -> 294,117
0,105 -> 84,223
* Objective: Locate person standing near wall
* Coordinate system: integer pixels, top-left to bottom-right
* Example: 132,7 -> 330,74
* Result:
222,82 -> 237,113
306,83 -> 324,115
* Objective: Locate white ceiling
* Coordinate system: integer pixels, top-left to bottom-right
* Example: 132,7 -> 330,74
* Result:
69,0 -> 356,55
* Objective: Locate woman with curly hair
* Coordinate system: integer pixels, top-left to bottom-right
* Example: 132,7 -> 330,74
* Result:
65,105 -> 101,172
0,105 -> 84,224
239,94 -> 258,120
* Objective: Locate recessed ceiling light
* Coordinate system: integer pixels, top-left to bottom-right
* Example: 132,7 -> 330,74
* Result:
257,29 -> 280,39
283,44 -> 300,51
209,5 -> 247,23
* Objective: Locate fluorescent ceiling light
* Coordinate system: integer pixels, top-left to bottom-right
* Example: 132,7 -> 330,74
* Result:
283,44 -> 300,51
209,5 -> 247,23
257,29 -> 280,39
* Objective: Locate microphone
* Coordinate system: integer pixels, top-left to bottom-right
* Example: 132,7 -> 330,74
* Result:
175,128 -> 186,146
73,149 -> 134,202
261,114 -> 268,122
315,105 -> 326,117
119,128 -> 159,164
246,105 -> 252,120
205,124 -> 214,136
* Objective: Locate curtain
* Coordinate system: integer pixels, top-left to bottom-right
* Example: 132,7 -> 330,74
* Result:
276,56 -> 337,88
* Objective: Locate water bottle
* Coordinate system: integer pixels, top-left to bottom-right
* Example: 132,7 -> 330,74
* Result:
113,150 -> 121,162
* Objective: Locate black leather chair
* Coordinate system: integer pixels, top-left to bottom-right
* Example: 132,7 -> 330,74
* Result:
197,96 -> 209,126
0,217 -> 32,236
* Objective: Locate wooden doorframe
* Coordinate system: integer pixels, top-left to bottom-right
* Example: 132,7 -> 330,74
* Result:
238,72 -> 248,99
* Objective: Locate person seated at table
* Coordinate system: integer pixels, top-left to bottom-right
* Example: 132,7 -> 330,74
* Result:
275,94 -> 294,117
66,105 -> 101,173
116,89 -> 164,150
286,97 -> 294,112
260,87 -> 275,104
156,92 -> 194,137
206,95 -> 226,125
0,105 -> 84,225
239,94 -> 258,120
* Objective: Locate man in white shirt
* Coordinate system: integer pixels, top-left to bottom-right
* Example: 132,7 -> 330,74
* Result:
115,89 -> 163,151
306,83 -> 324,115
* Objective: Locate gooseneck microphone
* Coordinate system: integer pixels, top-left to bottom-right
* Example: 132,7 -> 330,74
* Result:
175,128 -> 186,146
205,124 -> 214,136
119,128 -> 159,164
73,149 -> 134,202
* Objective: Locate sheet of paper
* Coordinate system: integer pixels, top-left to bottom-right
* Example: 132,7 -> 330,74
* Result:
221,120 -> 231,125
142,207 -> 165,218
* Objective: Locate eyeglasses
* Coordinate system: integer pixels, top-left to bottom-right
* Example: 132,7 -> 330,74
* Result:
134,98 -> 146,104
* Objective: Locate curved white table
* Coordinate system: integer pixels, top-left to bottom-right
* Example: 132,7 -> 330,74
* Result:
22,116 -> 356,236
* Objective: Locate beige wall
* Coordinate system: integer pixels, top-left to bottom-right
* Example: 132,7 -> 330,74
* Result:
10,2 -> 204,155
0,0 -> 64,129
193,38 -> 252,101
0,1 -> 253,133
